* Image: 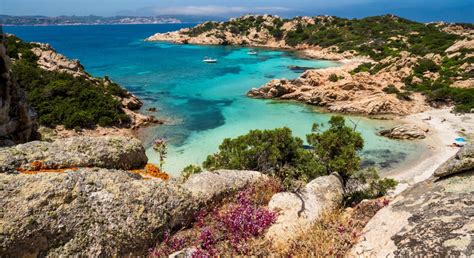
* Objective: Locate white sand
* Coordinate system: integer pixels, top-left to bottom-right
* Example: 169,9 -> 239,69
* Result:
385,108 -> 474,195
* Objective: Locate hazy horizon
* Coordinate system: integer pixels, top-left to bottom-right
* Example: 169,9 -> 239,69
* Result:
2,0 -> 473,23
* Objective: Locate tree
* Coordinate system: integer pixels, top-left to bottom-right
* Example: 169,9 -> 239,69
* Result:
306,116 -> 364,181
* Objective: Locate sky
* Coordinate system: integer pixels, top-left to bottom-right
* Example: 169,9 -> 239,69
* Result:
2,0 -> 473,23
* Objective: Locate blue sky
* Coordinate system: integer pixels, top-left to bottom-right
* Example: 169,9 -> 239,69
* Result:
2,0 -> 473,22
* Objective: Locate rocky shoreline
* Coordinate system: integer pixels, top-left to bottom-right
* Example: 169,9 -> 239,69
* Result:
30,42 -> 163,134
146,15 -> 473,116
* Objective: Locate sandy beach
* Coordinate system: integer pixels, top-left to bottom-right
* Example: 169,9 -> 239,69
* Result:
385,108 -> 474,194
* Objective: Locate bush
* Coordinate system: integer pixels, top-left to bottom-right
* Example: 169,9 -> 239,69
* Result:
413,59 -> 440,75
396,91 -> 413,101
204,116 -> 364,185
203,127 -> 325,184
329,74 -> 339,82
352,63 -> 373,74
383,84 -> 400,94
181,164 -> 203,181
344,167 -> 398,206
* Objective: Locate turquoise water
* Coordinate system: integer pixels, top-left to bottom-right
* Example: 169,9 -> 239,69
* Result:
5,24 -> 424,175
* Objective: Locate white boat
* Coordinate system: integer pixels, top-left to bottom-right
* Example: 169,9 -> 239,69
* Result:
203,57 -> 218,63
247,50 -> 258,55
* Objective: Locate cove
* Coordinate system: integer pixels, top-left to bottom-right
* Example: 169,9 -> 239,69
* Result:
5,24 -> 425,175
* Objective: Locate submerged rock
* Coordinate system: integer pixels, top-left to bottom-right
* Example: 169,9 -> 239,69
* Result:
0,136 -> 147,173
265,173 -> 344,251
378,124 -> 428,140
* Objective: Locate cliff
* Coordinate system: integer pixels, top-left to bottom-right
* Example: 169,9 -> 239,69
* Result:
0,39 -> 37,146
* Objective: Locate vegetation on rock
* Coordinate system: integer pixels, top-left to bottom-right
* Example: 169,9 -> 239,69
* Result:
6,35 -> 131,129
151,179 -> 282,256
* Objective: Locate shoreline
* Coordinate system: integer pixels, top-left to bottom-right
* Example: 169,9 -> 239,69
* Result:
384,108 -> 473,194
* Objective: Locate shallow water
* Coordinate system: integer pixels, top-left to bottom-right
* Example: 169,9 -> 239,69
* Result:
6,24 -> 425,175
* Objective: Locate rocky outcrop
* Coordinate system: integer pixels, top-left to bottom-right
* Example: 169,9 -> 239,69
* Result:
0,168 -> 198,257
265,174 -> 344,251
350,144 -> 474,257
146,15 -> 289,49
434,143 -> 474,178
378,124 -> 428,139
247,61 -> 429,115
27,40 -> 159,129
445,39 -> 474,53
0,136 -> 147,173
183,170 -> 267,202
0,168 -> 266,256
0,41 -> 37,146
31,43 -> 88,78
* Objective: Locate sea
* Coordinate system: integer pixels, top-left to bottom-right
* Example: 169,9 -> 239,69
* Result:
5,24 -> 425,175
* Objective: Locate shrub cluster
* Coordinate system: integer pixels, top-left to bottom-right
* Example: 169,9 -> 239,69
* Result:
203,116 -> 365,184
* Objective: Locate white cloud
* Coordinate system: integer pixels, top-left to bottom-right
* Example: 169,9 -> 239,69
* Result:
150,5 -> 290,16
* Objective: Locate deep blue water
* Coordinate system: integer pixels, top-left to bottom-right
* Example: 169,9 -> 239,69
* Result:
5,24 -> 424,174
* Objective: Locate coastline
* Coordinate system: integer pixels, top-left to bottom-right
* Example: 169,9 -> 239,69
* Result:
384,108 -> 473,194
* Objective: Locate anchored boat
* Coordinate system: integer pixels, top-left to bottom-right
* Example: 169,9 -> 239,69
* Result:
203,57 -> 218,63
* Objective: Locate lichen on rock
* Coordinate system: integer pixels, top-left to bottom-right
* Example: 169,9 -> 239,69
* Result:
0,136 -> 148,173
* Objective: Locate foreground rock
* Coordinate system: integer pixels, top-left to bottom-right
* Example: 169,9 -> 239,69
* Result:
350,144 -> 474,257
0,167 -> 266,256
265,174 -> 344,251
0,136 -> 147,173
0,41 -> 37,146
0,168 -> 197,256
183,170 -> 267,203
378,124 -> 428,139
434,143 -> 474,177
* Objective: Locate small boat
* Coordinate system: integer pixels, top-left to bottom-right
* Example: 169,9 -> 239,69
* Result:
247,50 -> 258,55
203,57 -> 218,63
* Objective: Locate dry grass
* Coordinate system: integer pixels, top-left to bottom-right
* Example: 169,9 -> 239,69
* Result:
241,198 -> 389,257
287,198 -> 389,257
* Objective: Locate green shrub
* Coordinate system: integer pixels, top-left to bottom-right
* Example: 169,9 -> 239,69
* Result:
181,164 -> 203,181
203,116 -> 365,186
344,167 -> 398,205
396,91 -> 413,101
352,63 -> 373,74
329,74 -> 339,82
383,85 -> 400,94
203,127 -> 325,183
413,59 -> 440,75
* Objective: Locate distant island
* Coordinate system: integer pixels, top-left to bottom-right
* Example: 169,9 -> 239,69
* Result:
0,15 -> 183,26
